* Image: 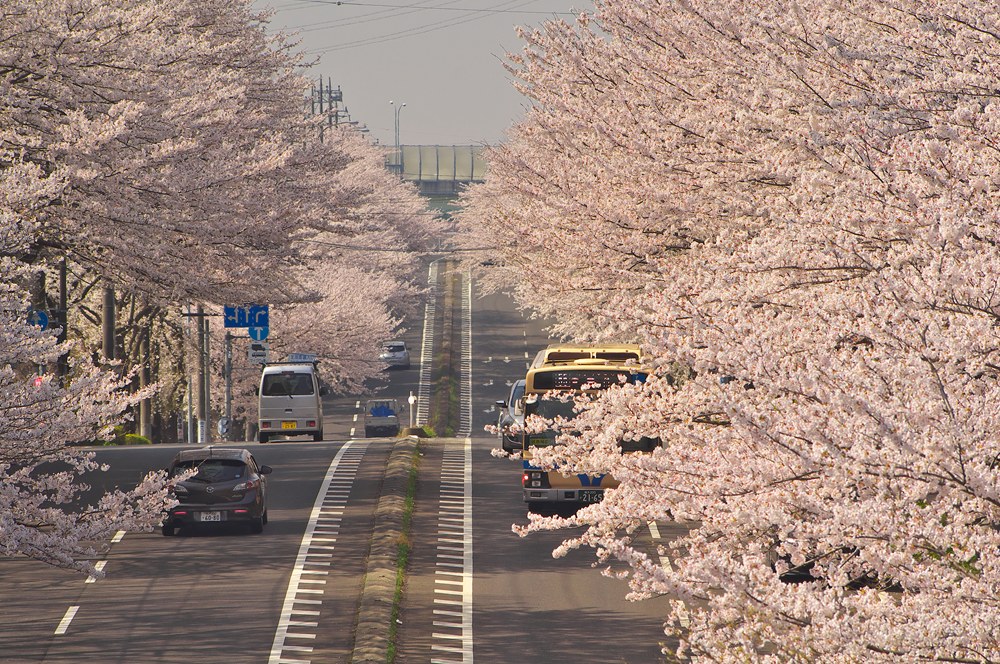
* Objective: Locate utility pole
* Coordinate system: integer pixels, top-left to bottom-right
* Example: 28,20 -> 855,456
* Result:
196,304 -> 207,443
185,305 -> 194,444
102,286 -> 115,362
223,331 -> 233,442
139,330 -> 152,440
203,311 -> 212,443
57,258 -> 68,382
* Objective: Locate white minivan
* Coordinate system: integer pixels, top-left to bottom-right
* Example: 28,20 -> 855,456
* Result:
257,362 -> 325,443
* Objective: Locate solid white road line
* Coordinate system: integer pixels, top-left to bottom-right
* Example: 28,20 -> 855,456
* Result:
268,443 -> 362,664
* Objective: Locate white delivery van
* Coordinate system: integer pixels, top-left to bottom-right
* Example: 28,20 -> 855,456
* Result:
257,362 -> 325,443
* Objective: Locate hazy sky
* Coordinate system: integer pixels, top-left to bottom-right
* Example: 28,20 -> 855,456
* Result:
252,0 -> 592,147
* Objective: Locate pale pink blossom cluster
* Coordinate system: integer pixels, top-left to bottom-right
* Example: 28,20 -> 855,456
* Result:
461,1 -> 1000,660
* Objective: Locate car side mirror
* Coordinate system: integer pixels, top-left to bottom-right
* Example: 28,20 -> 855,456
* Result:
496,400 -> 506,408
253,386 -> 260,395
320,386 -> 330,396
259,465 -> 273,475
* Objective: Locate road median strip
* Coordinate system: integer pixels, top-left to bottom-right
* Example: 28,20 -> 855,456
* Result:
352,436 -> 419,663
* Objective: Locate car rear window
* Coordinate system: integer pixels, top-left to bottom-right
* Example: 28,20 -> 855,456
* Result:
262,372 -> 314,396
384,343 -> 405,353
172,458 -> 247,480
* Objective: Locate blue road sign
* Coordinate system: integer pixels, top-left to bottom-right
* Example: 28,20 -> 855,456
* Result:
27,308 -> 49,330
248,326 -> 269,341
223,305 -> 269,328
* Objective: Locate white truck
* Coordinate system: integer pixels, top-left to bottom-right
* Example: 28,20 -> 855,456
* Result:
364,398 -> 401,438
257,362 -> 325,443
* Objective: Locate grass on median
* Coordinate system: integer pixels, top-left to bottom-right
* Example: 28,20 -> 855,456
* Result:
387,441 -> 421,662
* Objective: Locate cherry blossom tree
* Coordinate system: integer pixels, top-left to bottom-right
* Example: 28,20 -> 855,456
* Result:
0,0 -> 437,570
2,0 -> 438,436
460,1 -> 1000,660
0,211 -> 172,575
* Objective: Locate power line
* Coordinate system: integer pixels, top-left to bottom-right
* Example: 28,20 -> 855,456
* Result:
302,0 -> 571,53
289,0 -> 574,14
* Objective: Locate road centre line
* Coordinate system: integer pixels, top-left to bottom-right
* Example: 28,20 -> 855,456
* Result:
54,606 -> 79,635
648,521 -> 661,539
85,560 -> 107,583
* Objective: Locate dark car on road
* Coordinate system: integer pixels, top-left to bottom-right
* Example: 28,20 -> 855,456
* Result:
162,447 -> 272,535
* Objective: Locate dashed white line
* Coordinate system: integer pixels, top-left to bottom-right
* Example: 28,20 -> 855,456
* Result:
86,560 -> 107,583
54,606 -> 79,635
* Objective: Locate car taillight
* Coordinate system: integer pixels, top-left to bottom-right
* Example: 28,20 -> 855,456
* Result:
261,421 -> 272,429
234,478 -> 258,491
307,420 -> 316,427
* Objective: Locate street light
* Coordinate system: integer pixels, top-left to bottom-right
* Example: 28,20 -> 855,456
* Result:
389,100 -> 406,172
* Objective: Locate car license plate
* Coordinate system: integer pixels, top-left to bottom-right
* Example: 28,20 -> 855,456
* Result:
578,490 -> 604,503
281,421 -> 297,430
199,511 -> 221,522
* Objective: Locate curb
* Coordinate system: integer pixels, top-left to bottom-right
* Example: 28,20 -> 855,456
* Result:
351,435 -> 418,663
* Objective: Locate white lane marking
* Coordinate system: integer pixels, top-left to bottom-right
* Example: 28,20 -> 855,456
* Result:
86,560 -> 108,583
647,521 -> 660,539
111,530 -> 125,543
649,521 -> 687,624
432,438 -> 473,663
54,606 -> 79,635
416,259 -> 439,426
268,443 -> 365,664
460,272 -> 472,437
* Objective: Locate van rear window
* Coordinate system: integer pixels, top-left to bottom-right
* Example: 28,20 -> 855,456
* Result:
262,373 -> 314,396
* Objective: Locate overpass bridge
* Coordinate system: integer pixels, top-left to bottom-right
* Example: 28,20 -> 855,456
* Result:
386,145 -> 488,197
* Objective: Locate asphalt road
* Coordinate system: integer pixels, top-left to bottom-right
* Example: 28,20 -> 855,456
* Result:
0,439 -> 391,663
394,283 -> 675,663
0,271 -> 679,664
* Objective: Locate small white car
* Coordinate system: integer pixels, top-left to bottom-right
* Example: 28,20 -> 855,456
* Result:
379,340 -> 411,369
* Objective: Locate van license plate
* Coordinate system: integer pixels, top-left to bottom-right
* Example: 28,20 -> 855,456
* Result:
199,512 -> 221,522
282,421 -> 297,429
578,490 -> 604,503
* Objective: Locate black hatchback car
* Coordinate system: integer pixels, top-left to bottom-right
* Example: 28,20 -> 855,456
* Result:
162,447 -> 272,535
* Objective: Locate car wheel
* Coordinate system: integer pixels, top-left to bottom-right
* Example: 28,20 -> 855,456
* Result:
250,515 -> 264,534
161,524 -> 174,536
262,510 -> 268,526
258,432 -> 269,444
364,427 -> 373,438
313,431 -> 323,442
